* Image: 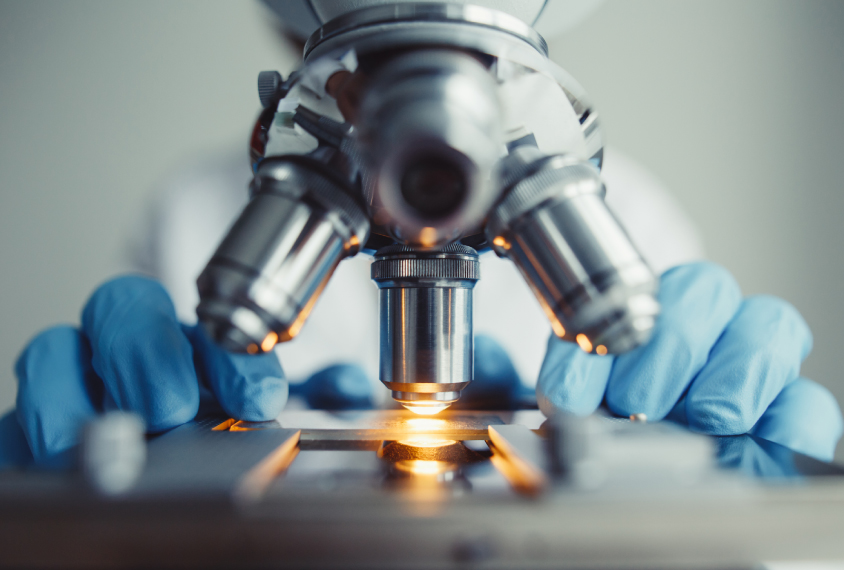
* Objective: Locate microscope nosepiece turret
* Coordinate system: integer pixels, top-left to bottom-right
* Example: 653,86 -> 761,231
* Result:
194,2 -> 662,413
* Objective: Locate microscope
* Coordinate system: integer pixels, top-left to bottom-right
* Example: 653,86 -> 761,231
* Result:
7,7 -> 844,568
196,2 -> 660,414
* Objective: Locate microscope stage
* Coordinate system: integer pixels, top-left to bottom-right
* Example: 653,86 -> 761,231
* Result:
1,409 -> 844,569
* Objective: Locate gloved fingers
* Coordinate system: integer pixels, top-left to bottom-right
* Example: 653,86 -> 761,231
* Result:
750,377 -> 843,462
536,334 -> 613,417
607,262 -> 743,420
81,276 -> 199,433
299,364 -> 375,411
14,326 -> 102,467
186,325 -> 288,422
456,335 -> 524,410
685,295 -> 813,435
0,410 -> 34,469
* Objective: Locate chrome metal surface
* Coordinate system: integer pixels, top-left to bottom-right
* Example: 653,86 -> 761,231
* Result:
487,149 -> 659,354
371,244 -> 479,411
358,49 -> 503,248
197,158 -> 369,353
304,2 -> 548,60
3,411 -> 844,568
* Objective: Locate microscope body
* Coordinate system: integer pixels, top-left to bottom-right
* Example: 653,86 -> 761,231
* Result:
197,2 -> 659,413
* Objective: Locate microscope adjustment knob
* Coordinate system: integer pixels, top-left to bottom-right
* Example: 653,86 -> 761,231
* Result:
257,70 -> 284,109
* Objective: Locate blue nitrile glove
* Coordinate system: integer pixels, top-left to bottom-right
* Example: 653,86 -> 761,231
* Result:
0,275 -> 371,469
294,364 -> 375,410
452,335 -> 532,410
537,262 -> 844,461
293,336 -> 524,411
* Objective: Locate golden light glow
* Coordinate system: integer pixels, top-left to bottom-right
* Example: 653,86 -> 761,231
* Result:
345,235 -> 360,251
282,270 -> 333,341
234,430 -> 301,503
488,426 -> 548,496
489,451 -> 545,497
405,418 -> 448,431
260,331 -> 278,352
419,227 -> 438,247
402,403 -> 450,415
246,344 -> 259,355
230,421 -> 258,432
492,236 -> 509,249
550,319 -> 566,339
595,344 -> 608,356
394,460 -> 453,476
576,333 -> 593,353
212,418 -> 237,431
397,437 -> 457,448
537,298 -> 566,337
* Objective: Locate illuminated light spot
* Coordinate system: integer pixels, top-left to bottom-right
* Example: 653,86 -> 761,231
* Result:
246,344 -> 259,355
397,438 -> 457,448
349,235 -> 360,247
576,333 -> 593,353
394,460 -> 453,476
550,319 -> 566,338
212,418 -> 237,431
261,331 -> 278,352
419,227 -> 438,247
595,344 -> 608,356
629,413 -> 648,423
403,403 -> 450,416
537,300 -> 566,337
405,418 -> 448,431
492,236 -> 509,249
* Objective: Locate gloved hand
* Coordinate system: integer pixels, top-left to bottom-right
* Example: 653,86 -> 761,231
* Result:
453,335 -> 532,410
537,262 -> 844,461
0,275 -> 374,469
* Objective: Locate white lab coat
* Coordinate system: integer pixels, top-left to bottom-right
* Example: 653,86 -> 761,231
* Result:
129,147 -> 704,391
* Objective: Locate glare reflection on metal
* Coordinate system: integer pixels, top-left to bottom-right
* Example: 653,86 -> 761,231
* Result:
576,333 -> 593,353
403,403 -> 451,415
404,418 -> 449,431
394,460 -> 457,478
377,435 -> 490,497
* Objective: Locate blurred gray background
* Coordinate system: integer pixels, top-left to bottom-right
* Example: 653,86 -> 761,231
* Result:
1,1 -> 843,457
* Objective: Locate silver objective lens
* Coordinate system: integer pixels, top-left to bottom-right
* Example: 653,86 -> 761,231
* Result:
357,49 -> 503,248
486,150 -> 659,354
371,244 -> 479,414
197,157 -> 370,353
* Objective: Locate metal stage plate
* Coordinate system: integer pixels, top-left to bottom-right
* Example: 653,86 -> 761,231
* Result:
0,409 -> 843,569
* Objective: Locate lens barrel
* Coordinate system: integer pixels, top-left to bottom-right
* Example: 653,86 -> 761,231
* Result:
487,151 -> 659,354
357,50 -> 502,248
197,157 -> 369,353
371,244 -> 479,413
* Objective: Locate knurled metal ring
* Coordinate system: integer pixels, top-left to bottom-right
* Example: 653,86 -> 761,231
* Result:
487,158 -> 603,240
371,243 -> 479,281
